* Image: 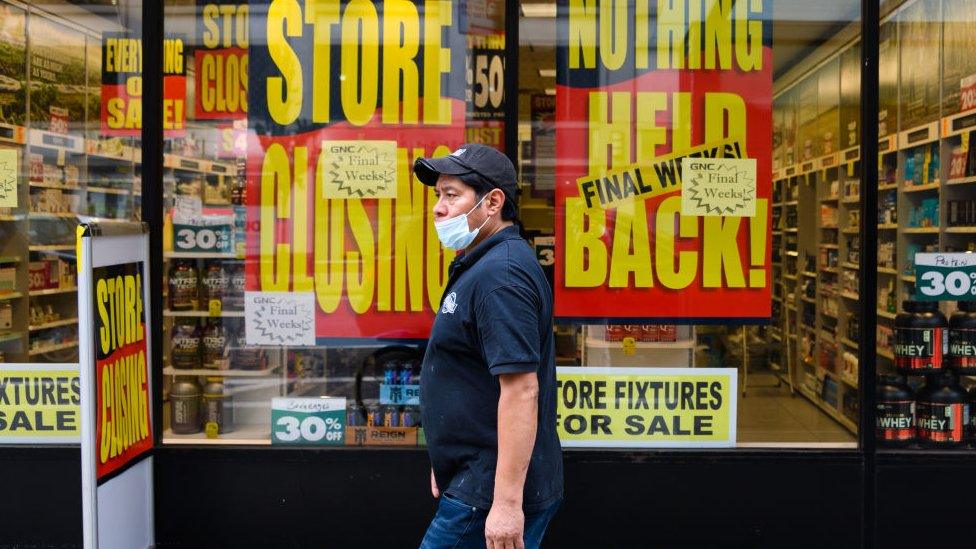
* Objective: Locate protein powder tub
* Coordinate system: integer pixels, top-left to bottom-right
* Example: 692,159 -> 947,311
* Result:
969,386 -> 976,444
202,377 -> 234,435
876,374 -> 915,447
168,260 -> 199,311
170,320 -> 201,369
201,320 -> 227,370
170,377 -> 202,434
894,300 -> 948,375
915,370 -> 969,447
949,301 -> 976,375
200,261 -> 228,305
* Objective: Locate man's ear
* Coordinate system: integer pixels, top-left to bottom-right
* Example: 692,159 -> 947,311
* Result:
487,188 -> 506,216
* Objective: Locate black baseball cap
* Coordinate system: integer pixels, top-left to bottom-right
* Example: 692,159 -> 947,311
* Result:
413,144 -> 518,203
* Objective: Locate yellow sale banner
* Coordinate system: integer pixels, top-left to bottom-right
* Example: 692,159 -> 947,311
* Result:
556,367 -> 737,448
0,364 -> 80,443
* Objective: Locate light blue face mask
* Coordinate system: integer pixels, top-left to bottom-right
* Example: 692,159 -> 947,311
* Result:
434,193 -> 490,250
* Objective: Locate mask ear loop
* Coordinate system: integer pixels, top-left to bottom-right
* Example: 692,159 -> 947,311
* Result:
470,191 -> 495,232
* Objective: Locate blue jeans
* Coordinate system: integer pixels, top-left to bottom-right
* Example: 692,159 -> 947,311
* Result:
420,494 -> 561,549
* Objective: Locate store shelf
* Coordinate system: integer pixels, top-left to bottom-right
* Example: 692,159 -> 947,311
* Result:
164,251 -> 239,260
28,341 -> 79,356
945,226 -> 976,234
786,251 -> 799,257
783,274 -> 797,281
29,286 -> 77,297
797,386 -> 857,434
877,267 -> 897,275
840,292 -> 859,300
0,332 -> 24,344
901,275 -> 916,283
163,365 -> 281,378
163,309 -> 245,318
0,214 -> 24,221
801,272 -> 817,278
821,310 -> 838,319
784,228 -> 799,233
877,347 -> 895,360
877,223 -> 898,230
877,309 -> 897,320
902,227 -> 939,234
946,175 -> 976,186
29,211 -> 79,219
821,224 -> 839,230
820,245 -> 840,251
785,201 -> 799,206
841,196 -> 861,204
801,295 -> 816,304
902,182 -> 940,193
585,337 -> 696,350
162,425 -> 271,446
820,196 -> 839,203
87,186 -> 130,195
0,292 -> 22,300
878,183 -> 898,191
840,338 -> 859,350
29,182 -> 83,191
841,227 -> 860,234
29,317 -> 78,331
29,244 -> 74,252
841,262 -> 859,270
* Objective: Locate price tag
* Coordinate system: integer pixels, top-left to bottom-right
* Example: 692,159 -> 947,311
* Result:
962,131 -> 970,153
57,148 -> 65,167
961,74 -> 976,112
915,253 -> 976,301
208,299 -> 222,317
847,161 -> 855,178
622,337 -> 637,356
172,223 -> 233,254
271,397 -> 346,446
205,422 -> 219,439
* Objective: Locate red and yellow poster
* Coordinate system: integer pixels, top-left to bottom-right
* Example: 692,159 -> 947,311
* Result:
555,0 -> 773,321
93,262 -> 152,482
195,1 -> 248,120
100,33 -> 187,136
246,0 -> 468,339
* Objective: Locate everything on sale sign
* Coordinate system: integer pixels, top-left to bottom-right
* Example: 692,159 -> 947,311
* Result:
554,0 -> 773,321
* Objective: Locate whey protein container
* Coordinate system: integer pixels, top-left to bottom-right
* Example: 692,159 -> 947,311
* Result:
876,374 -> 915,447
949,301 -> 976,375
915,370 -> 969,447
170,377 -> 202,434
894,300 -> 948,375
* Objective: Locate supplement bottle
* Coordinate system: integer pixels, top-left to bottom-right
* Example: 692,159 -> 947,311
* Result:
894,300 -> 948,375
202,377 -> 234,435
876,374 -> 915,447
949,301 -> 976,375
170,377 -> 201,434
916,370 -> 969,448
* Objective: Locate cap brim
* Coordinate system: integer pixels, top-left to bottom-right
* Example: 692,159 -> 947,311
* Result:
413,156 -> 473,186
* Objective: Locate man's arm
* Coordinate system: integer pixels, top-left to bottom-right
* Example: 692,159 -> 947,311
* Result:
485,371 -> 538,548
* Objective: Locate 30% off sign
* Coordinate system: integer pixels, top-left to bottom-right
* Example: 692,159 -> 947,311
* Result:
271,397 -> 346,446
915,253 -> 976,301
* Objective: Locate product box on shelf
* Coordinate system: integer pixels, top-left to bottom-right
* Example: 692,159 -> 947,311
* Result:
28,260 -> 59,291
0,266 -> 15,294
0,302 -> 11,331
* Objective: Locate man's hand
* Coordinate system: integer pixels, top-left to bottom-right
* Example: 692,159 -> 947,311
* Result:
430,468 -> 440,499
485,501 -> 524,549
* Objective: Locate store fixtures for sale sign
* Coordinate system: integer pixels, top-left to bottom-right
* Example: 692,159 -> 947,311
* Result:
555,0 -> 773,321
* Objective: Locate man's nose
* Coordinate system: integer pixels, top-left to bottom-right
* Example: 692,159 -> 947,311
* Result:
433,198 -> 448,217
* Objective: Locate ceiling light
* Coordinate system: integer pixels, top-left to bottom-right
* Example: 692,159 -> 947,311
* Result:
538,68 -> 556,78
521,3 -> 557,18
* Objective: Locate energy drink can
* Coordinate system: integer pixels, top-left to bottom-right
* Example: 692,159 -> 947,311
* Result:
366,407 -> 383,427
383,360 -> 399,385
399,362 -> 414,385
382,405 -> 400,427
401,406 -> 419,427
346,404 -> 364,427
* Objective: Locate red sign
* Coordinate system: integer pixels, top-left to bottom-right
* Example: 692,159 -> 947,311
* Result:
194,48 -> 247,120
245,0 -> 468,339
554,1 -> 773,321
962,75 -> 976,113
92,262 -> 152,482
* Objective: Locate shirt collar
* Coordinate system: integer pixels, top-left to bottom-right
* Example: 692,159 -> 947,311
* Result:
449,224 -> 522,274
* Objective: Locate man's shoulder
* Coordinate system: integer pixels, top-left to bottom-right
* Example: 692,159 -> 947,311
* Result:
470,237 -> 540,287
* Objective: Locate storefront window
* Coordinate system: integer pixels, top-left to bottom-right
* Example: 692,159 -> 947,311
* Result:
0,1 -> 142,367
875,0 -> 976,452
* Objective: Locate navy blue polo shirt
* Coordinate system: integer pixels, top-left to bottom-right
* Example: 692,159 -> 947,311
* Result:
421,225 -> 563,513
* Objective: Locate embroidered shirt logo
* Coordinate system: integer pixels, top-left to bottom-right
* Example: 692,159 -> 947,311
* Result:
442,292 -> 458,314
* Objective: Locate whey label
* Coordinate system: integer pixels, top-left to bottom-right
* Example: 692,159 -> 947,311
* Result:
949,328 -> 976,369
894,327 -> 946,372
876,400 -> 914,441
916,401 -> 967,443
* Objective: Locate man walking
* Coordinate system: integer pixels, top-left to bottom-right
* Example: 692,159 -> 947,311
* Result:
414,144 -> 563,549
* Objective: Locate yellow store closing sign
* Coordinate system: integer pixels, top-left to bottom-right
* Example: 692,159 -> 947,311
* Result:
556,367 -> 737,448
